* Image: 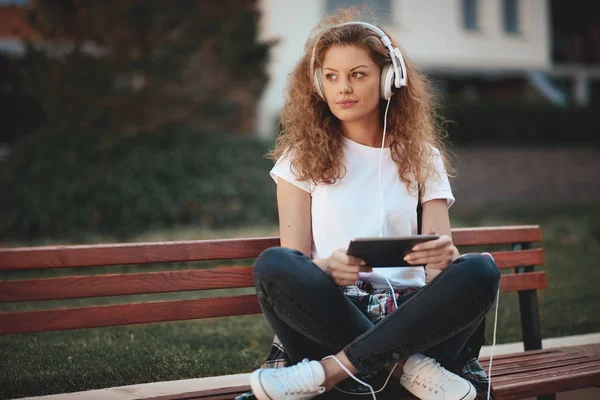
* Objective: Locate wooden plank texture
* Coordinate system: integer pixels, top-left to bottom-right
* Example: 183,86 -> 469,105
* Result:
1,251 -> 545,302
452,225 -> 541,246
499,272 -> 547,292
0,267 -> 255,302
489,249 -> 543,269
0,226 -> 541,271
0,295 -> 261,335
0,237 -> 281,271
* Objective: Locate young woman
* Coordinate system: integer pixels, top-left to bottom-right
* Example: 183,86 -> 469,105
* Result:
248,9 -> 500,400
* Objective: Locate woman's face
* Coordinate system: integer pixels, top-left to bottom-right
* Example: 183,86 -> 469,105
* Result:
321,45 -> 381,124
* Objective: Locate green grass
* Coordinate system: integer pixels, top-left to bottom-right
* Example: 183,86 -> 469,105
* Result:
2,207 -> 600,399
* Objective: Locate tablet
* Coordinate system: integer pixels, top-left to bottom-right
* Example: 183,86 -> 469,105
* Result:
347,235 -> 439,267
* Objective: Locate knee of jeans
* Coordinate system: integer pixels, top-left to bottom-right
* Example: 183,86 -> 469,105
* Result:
461,254 -> 501,291
253,247 -> 300,285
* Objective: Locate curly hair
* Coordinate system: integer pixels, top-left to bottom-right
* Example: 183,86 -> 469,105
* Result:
268,8 -> 453,191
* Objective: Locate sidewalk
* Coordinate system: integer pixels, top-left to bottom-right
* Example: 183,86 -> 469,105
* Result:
21,333 -> 600,400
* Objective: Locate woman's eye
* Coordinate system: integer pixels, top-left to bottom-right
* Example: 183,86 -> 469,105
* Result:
325,73 -> 337,81
352,72 -> 365,78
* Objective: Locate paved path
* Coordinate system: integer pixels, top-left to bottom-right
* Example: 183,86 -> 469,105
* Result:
20,333 -> 600,400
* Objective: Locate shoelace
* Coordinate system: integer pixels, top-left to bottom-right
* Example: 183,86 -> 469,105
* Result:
275,359 -> 323,395
408,357 -> 452,388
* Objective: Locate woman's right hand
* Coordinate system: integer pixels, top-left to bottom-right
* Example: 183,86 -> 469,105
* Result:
323,249 -> 372,287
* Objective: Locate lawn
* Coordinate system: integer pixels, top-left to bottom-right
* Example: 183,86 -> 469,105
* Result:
1,206 -> 599,399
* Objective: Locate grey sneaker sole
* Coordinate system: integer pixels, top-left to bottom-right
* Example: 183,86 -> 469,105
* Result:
461,381 -> 476,400
250,369 -> 272,400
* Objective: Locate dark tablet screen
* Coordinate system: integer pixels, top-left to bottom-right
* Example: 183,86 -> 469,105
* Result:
347,235 -> 439,267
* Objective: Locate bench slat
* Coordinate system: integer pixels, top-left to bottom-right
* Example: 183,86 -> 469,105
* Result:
489,248 -> 543,269
0,295 -> 261,335
0,226 -> 541,271
0,269 -> 547,303
490,354 -> 600,377
0,267 -> 256,302
499,272 -> 547,292
0,237 -> 281,271
452,225 -> 541,246
495,364 -> 600,400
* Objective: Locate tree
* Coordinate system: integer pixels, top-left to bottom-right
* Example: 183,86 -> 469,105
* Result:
18,0 -> 275,136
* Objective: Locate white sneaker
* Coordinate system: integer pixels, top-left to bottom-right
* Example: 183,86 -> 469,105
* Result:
400,354 -> 476,400
250,359 -> 326,400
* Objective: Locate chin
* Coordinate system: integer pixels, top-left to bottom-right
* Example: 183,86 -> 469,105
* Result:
332,109 -> 367,122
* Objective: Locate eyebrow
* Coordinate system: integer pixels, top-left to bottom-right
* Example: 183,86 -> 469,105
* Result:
323,65 -> 370,72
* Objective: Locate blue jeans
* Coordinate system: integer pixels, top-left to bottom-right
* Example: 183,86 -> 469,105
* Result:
253,247 -> 500,374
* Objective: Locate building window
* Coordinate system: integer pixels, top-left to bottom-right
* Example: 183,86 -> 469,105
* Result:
326,0 -> 392,25
462,0 -> 478,31
503,0 -> 520,34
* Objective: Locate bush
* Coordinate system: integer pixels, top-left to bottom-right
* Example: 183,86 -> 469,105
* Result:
0,128 -> 278,241
441,103 -> 600,146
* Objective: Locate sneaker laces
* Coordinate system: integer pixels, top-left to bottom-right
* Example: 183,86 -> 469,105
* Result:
274,359 -> 325,396
407,357 -> 452,388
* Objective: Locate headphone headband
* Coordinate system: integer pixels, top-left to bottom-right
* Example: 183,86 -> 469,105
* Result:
309,21 -> 407,98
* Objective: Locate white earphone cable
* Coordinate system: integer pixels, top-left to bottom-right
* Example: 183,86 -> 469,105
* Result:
378,97 -> 392,238
328,355 -> 398,398
480,252 -> 498,400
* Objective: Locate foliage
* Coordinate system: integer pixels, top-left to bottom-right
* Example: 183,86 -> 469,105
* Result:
0,128 -> 278,241
15,0 -> 274,138
0,54 -> 44,143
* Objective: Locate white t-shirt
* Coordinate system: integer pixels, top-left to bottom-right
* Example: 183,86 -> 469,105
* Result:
270,135 -> 454,289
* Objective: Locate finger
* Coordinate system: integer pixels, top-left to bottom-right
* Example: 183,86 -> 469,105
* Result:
337,279 -> 357,287
359,265 -> 373,273
406,254 -> 447,266
426,260 -> 452,270
331,271 -> 359,284
339,253 -> 365,266
405,247 -> 452,262
412,236 -> 451,251
331,262 -> 361,274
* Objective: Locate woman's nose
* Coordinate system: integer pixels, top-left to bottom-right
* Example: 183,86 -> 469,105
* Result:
340,80 -> 353,94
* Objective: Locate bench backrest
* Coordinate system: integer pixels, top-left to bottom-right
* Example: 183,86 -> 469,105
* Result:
0,226 -> 545,337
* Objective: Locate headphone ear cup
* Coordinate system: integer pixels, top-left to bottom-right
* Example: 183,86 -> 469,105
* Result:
314,68 -> 326,100
380,64 -> 395,100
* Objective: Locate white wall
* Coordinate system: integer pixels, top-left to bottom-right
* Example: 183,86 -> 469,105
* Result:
257,0 -> 325,137
389,0 -> 551,71
257,0 -> 551,136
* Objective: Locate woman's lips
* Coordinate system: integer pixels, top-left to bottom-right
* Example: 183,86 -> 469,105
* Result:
337,100 -> 357,108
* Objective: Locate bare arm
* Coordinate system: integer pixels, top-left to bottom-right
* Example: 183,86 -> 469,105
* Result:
407,198 -> 459,281
276,178 -> 370,284
276,178 -> 312,256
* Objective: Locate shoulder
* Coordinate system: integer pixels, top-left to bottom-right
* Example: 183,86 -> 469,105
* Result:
271,147 -> 316,193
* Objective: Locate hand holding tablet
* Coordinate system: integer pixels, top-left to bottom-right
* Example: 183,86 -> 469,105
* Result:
347,235 -> 439,267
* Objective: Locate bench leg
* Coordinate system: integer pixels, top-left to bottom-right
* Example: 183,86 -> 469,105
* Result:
513,243 -> 551,400
518,288 -> 542,351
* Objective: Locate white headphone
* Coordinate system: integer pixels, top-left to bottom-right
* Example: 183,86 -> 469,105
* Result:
310,21 -> 408,101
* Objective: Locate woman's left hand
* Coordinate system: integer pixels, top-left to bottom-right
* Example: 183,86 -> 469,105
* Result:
404,229 -> 459,270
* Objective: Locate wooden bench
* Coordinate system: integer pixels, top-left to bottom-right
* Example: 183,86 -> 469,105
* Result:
1,225 -> 599,400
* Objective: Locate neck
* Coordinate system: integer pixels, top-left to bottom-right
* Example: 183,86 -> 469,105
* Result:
340,112 -> 386,148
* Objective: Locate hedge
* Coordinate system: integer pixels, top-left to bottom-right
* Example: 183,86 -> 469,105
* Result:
0,128 -> 278,241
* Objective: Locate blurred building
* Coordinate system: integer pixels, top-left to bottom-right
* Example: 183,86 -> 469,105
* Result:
257,0 -> 600,136
0,0 -> 36,55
